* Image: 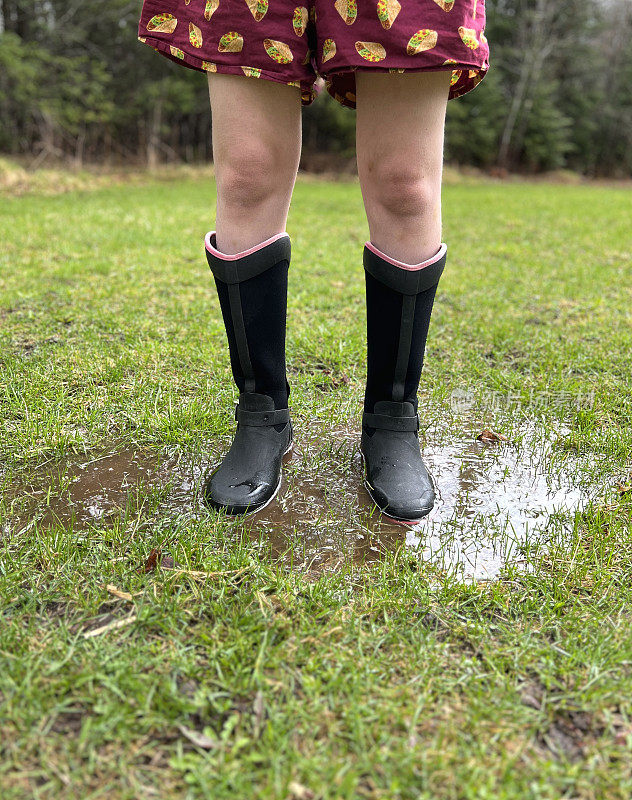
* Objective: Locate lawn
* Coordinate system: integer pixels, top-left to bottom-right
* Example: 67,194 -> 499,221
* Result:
1,170 -> 631,798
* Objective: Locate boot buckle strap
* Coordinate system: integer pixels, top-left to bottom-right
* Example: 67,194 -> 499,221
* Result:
235,405 -> 290,427
362,411 -> 419,432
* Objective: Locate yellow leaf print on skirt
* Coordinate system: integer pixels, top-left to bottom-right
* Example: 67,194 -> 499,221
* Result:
189,23 -> 203,48
292,7 -> 308,37
170,45 -> 184,58
204,0 -> 219,21
406,30 -> 438,55
355,41 -> 386,62
322,38 -> 336,62
263,39 -> 294,63
218,32 -> 244,52
334,0 -> 357,26
458,27 -> 479,49
147,13 -> 177,34
433,0 -> 455,11
245,0 -> 268,22
377,0 -> 401,31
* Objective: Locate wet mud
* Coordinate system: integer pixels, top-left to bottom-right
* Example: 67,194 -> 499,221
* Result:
3,449 -> 165,532
2,411 -> 601,580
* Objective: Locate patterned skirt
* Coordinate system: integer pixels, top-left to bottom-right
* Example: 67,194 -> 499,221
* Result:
138,0 -> 490,109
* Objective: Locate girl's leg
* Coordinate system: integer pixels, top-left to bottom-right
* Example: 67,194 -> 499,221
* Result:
354,71 -> 451,522
203,75 -> 301,515
208,74 -> 302,254
355,70 -> 451,264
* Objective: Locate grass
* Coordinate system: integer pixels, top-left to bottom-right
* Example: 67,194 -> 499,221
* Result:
1,168 -> 632,798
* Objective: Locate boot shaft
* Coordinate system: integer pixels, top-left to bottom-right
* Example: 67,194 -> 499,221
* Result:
363,241 -> 447,414
205,231 -> 291,409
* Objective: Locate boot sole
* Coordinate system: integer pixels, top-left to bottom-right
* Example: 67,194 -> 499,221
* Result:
207,438 -> 294,519
359,450 -> 435,525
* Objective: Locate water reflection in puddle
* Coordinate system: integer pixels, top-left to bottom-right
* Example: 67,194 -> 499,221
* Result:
252,416 -> 595,579
2,411 -> 601,580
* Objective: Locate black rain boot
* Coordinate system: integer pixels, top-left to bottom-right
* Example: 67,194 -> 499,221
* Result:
360,240 -> 447,522
203,230 -> 293,515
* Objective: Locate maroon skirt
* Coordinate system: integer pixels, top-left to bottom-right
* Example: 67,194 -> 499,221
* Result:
138,0 -> 490,109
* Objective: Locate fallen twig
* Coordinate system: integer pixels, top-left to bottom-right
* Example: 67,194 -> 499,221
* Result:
104,584 -> 136,602
161,566 -> 250,582
83,614 -> 137,639
178,725 -> 220,749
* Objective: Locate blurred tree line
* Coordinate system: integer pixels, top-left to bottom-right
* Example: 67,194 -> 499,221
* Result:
1,0 -> 631,175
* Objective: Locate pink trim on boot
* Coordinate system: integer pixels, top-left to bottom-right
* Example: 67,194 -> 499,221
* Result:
365,241 -> 447,271
204,230 -> 290,260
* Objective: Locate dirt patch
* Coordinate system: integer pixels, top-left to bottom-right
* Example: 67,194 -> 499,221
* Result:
5,448 -> 165,531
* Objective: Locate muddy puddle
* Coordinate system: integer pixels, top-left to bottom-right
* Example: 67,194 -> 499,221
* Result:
1,411 -> 606,580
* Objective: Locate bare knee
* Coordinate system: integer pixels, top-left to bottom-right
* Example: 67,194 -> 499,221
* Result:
364,160 -> 440,221
216,144 -> 284,209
